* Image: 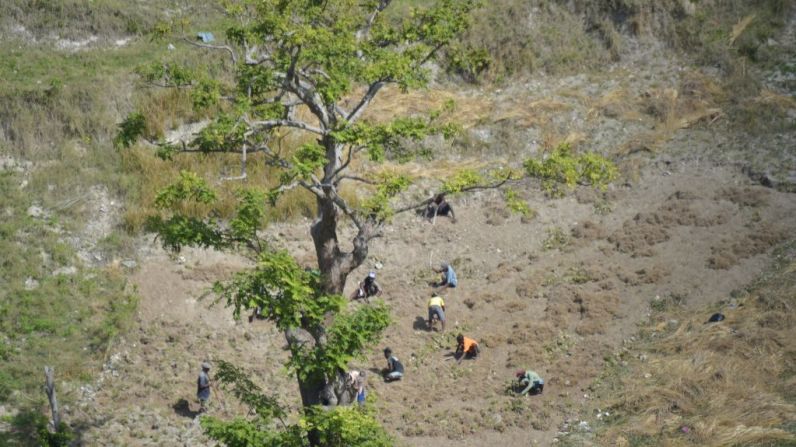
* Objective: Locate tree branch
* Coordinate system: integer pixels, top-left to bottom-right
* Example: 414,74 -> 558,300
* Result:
271,181 -> 302,196
418,43 -> 445,68
393,175 -> 518,215
247,118 -> 326,136
356,0 -> 392,58
330,146 -> 364,182
180,36 -> 238,64
334,175 -> 376,187
347,81 -> 385,124
298,180 -> 326,202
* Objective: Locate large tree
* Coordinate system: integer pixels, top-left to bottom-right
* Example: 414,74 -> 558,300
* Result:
121,0 -> 616,444
137,0 -> 479,293
127,0 -> 484,434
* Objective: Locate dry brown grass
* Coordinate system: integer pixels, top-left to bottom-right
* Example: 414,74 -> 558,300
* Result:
562,67 -> 732,160
120,146 -> 319,232
595,244 -> 796,446
364,86 -> 495,129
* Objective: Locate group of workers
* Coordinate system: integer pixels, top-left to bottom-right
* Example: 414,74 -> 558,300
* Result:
196,192 -> 543,414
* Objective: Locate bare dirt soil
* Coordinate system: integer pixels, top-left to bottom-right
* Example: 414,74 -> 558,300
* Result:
67,9 -> 796,444
69,158 -> 796,446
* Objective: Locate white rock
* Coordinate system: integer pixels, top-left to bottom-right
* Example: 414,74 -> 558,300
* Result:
27,205 -> 44,218
53,266 -> 77,276
24,277 -> 39,290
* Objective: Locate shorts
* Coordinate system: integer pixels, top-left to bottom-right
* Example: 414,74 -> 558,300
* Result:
428,306 -> 445,322
386,371 -> 403,380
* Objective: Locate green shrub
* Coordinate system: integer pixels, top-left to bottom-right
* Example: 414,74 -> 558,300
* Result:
524,144 -> 617,197
503,189 -> 533,217
306,406 -> 393,447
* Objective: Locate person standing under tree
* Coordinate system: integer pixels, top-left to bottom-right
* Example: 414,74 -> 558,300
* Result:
197,362 -> 211,413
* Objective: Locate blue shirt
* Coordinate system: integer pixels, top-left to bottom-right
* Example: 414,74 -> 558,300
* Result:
197,371 -> 210,400
445,266 -> 457,287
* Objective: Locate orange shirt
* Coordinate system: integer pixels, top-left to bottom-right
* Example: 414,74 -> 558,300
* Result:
461,336 -> 478,353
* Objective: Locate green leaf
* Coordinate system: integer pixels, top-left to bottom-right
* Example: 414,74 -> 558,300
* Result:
154,171 -> 217,208
442,169 -> 483,193
114,112 -> 147,149
524,143 -> 617,196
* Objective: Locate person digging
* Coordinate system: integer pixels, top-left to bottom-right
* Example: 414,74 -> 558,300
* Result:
515,369 -> 544,396
432,262 -> 457,290
382,348 -> 404,382
425,193 -> 456,223
427,292 -> 446,332
350,271 -> 383,302
455,334 -> 480,364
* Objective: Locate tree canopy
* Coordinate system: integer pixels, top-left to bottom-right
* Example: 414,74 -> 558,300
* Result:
119,0 -> 617,445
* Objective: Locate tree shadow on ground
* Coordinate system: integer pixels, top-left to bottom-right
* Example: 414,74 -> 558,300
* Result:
0,407 -> 99,447
0,409 -> 42,447
172,398 -> 199,419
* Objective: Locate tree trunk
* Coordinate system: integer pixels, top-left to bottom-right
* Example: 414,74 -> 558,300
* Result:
299,137 -> 372,424
44,366 -> 60,431
311,195 -> 347,294
311,136 -> 375,294
310,201 -> 374,296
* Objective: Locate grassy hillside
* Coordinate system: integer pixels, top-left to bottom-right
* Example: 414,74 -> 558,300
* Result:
0,2 -> 222,442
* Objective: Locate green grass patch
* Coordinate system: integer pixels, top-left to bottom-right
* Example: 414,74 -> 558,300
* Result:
0,171 -> 137,407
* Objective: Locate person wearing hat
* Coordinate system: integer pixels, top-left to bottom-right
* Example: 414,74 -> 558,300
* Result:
433,263 -> 457,289
427,292 -> 446,332
197,362 -> 212,413
516,370 -> 544,395
350,270 -> 382,302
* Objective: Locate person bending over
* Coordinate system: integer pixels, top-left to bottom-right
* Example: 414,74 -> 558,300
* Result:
427,293 -> 446,332
516,370 -> 544,395
383,348 -> 404,382
455,334 -> 480,363
351,271 -> 383,302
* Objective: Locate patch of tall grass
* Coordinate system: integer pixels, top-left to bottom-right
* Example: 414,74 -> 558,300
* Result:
592,240 -> 796,447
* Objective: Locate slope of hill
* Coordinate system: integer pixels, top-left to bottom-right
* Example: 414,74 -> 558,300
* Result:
1,1 -> 795,446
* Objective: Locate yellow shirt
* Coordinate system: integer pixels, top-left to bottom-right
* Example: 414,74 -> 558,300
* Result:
428,296 -> 445,308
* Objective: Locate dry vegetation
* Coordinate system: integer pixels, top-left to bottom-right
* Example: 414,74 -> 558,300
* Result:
589,241 -> 796,447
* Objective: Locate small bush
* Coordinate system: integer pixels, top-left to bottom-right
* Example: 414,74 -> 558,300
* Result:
503,189 -> 534,217
543,226 -> 570,251
525,144 -> 617,197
